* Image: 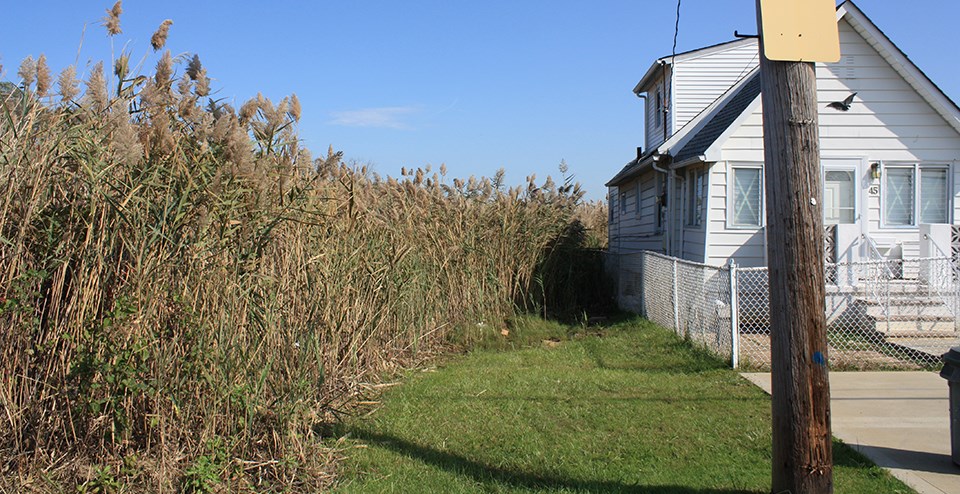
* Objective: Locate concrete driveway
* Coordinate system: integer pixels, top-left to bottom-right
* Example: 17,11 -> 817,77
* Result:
741,372 -> 959,494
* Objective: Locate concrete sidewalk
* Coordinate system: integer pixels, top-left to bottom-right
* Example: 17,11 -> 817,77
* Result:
741,372 -> 959,494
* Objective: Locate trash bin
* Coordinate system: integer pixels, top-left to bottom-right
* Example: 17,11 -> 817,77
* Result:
940,347 -> 960,466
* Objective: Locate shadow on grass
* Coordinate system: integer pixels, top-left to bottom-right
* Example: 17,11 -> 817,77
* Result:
346,428 -> 763,494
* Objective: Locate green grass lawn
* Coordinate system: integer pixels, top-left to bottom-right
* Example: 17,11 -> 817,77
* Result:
330,316 -> 913,493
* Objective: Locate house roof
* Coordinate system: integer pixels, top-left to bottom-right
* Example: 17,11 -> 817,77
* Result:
605,150 -> 657,188
633,38 -> 757,95
606,68 -> 760,187
672,72 -> 761,164
608,0 -> 960,188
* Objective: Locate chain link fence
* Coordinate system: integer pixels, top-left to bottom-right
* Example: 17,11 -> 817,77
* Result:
612,251 -> 959,370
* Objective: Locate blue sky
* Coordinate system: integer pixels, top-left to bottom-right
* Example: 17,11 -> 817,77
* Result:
2,1 -> 957,201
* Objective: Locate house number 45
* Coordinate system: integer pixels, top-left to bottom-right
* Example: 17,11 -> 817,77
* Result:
868,185 -> 880,195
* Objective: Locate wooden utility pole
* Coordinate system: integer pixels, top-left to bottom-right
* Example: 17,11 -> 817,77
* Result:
755,1 -> 834,492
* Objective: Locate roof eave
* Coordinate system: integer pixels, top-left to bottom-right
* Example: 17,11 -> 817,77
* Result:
670,155 -> 706,170
634,60 -> 668,95
633,38 -> 759,94
605,153 -> 659,187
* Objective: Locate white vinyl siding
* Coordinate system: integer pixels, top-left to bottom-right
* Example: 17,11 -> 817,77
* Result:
706,162 -> 767,267
709,17 -> 960,263
672,40 -> 759,130
607,171 -> 667,254
644,70 -> 672,152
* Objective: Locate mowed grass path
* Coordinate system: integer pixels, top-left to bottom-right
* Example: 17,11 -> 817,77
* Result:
331,317 -> 912,493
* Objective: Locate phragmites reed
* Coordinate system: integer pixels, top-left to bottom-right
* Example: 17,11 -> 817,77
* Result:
57,66 -> 79,104
186,54 -> 202,80
84,60 -> 108,111
151,19 -> 173,50
155,50 -> 173,86
35,54 -> 51,96
288,93 -> 302,122
0,3 -> 607,492
17,55 -> 35,88
104,1 -> 123,36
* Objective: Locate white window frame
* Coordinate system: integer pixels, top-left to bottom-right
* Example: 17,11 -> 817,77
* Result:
727,163 -> 764,230
654,90 -> 662,128
619,190 -> 627,215
821,164 -> 858,226
686,168 -> 707,228
608,192 -> 615,222
880,162 -> 952,228
635,180 -> 643,216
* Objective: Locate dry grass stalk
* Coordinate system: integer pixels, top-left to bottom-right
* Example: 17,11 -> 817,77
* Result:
0,6 -> 606,492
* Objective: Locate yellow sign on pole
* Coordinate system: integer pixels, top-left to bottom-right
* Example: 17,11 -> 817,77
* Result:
759,0 -> 840,62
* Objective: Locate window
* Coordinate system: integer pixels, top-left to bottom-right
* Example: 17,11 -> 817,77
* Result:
654,90 -> 662,128
823,169 -> 856,225
619,190 -> 627,215
655,173 -> 665,233
920,168 -> 948,224
730,166 -> 762,227
635,181 -> 643,215
883,164 -> 950,226
687,169 -> 707,227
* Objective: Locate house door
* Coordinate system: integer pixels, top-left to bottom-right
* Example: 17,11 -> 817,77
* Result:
822,158 -> 864,262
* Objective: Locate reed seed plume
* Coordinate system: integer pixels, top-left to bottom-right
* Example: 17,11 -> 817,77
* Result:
186,54 -> 202,80
151,19 -> 173,50
104,1 -> 123,36
194,68 -> 210,96
288,93 -> 302,122
84,60 -> 108,111
17,55 -> 36,88
155,50 -> 173,86
239,94 -> 259,123
34,54 -> 52,96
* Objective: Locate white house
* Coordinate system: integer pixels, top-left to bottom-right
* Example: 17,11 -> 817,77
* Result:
607,0 -> 960,269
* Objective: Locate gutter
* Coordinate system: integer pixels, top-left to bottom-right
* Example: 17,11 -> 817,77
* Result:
670,155 -> 707,170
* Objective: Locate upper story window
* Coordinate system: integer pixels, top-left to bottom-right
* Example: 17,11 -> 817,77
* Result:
654,90 -> 662,128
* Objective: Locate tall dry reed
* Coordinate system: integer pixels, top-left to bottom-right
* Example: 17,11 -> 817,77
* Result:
0,8 -> 605,492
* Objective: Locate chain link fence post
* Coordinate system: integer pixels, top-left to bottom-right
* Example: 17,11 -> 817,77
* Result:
673,258 -> 680,333
729,260 -> 740,369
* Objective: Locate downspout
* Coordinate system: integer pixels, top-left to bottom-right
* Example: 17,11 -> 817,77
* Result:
651,156 -> 669,254
652,154 -> 681,255
660,61 -> 669,143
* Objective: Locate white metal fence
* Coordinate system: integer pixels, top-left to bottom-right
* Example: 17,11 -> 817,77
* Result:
612,251 -> 959,370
